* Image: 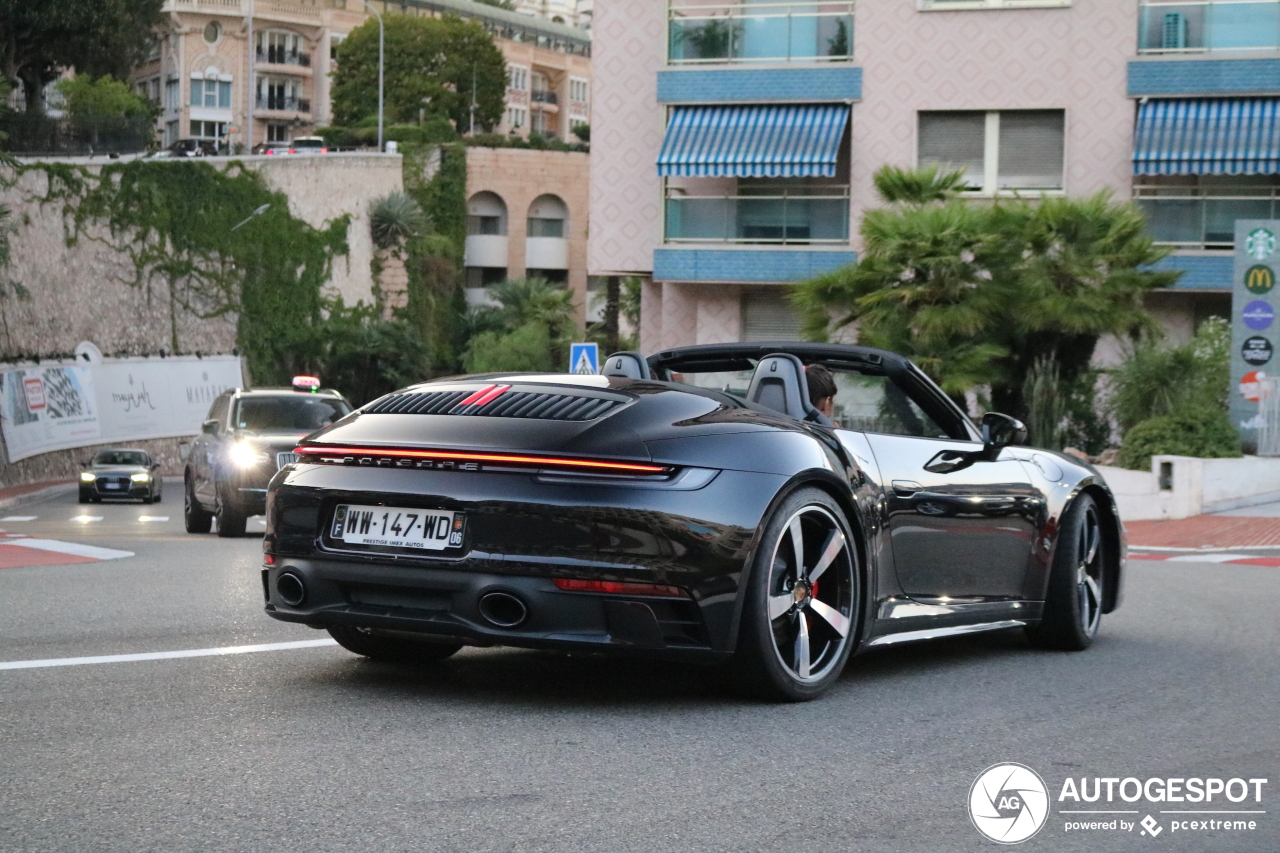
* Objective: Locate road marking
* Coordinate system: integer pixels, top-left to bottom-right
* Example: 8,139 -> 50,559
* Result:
1131,552 -> 1280,566
1166,553 -> 1254,563
138,516 -> 169,522
0,515 -> 37,522
6,539 -> 133,560
72,516 -> 102,523
0,639 -> 339,670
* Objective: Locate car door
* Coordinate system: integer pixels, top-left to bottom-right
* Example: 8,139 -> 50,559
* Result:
193,394 -> 230,505
830,369 -> 1043,601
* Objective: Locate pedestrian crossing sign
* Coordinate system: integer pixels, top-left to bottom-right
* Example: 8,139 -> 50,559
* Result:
570,343 -> 599,375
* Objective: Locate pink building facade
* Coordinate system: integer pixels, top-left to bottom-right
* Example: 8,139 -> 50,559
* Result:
590,0 -> 1266,353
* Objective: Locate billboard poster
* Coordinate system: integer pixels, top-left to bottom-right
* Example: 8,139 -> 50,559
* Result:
0,356 -> 243,463
1231,220 -> 1280,449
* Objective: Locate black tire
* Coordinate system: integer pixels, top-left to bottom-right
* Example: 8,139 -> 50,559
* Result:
215,483 -> 247,538
184,476 -> 213,534
78,490 -> 91,504
328,625 -> 463,663
142,495 -> 154,505
1027,493 -> 1104,651
731,487 -> 860,702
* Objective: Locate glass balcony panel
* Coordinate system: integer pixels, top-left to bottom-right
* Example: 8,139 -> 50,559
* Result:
665,193 -> 848,243
1137,198 -> 1204,244
666,197 -> 734,241
1208,2 -> 1280,50
1205,198 -> 1273,244
1138,2 -> 1280,52
668,3 -> 852,62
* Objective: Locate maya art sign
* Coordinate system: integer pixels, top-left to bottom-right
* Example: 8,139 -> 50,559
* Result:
0,356 -> 243,463
1231,222 -> 1280,445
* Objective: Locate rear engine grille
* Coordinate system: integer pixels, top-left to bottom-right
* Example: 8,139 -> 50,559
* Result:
365,390 -> 622,421
276,452 -> 298,469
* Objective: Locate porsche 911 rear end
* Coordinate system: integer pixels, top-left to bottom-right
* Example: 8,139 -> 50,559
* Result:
261,377 -> 791,662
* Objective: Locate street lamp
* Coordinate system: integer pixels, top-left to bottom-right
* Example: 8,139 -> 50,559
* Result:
355,0 -> 385,153
231,203 -> 271,232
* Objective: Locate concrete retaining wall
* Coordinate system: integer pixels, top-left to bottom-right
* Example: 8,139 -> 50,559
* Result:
1099,456 -> 1280,521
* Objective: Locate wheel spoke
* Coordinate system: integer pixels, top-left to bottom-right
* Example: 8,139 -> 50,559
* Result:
1084,573 -> 1101,609
807,529 -> 845,583
768,594 -> 794,621
788,516 -> 805,578
807,597 -> 850,638
794,612 -> 810,679
1082,517 -> 1099,565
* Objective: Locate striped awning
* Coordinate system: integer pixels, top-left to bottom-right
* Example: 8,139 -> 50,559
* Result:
1134,99 -> 1280,176
656,104 -> 850,179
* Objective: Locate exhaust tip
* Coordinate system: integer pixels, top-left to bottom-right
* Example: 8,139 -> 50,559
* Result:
277,572 -> 306,607
478,591 -> 528,628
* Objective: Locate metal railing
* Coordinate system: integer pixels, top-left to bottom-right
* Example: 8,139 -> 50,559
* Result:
664,188 -> 850,244
1138,0 -> 1280,53
1134,184 -> 1280,249
531,90 -> 558,104
165,0 -> 343,14
256,48 -> 311,67
256,95 -> 311,112
668,1 -> 854,63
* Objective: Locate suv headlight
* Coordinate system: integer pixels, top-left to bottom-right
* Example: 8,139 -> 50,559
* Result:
80,472 -> 95,482
230,441 -> 270,468
131,472 -> 151,482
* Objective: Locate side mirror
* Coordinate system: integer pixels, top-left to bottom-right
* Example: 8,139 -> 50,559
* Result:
201,419 -> 220,435
981,412 -> 1027,458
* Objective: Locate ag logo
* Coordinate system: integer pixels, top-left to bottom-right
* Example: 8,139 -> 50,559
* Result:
1245,264 -> 1275,295
1245,228 -> 1277,262
969,763 -> 1049,844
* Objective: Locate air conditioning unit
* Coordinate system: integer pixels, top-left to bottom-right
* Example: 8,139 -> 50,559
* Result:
1162,12 -> 1188,50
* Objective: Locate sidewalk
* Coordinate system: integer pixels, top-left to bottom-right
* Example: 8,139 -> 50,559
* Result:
1126,501 -> 1280,550
0,480 -> 75,511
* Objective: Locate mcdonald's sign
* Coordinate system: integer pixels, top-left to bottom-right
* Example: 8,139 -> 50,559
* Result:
1245,264 -> 1275,295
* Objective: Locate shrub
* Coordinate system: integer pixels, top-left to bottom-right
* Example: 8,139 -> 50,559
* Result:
1115,407 -> 1241,470
1110,317 -> 1229,433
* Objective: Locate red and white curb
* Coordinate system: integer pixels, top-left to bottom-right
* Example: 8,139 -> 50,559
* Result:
0,537 -> 133,568
1131,551 -> 1280,566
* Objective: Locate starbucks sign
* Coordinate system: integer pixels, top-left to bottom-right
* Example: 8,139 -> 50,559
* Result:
1232,221 -> 1280,446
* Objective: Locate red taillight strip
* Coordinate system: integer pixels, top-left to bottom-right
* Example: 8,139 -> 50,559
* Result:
553,578 -> 687,598
457,385 -> 496,406
293,444 -> 668,474
469,384 -> 511,407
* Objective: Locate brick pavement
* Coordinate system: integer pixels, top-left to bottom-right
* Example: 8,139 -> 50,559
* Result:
1126,515 -> 1280,549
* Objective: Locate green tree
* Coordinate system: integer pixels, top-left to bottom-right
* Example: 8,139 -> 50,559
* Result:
331,14 -> 507,132
795,165 -> 1178,415
462,278 -> 577,373
56,74 -> 154,120
0,0 -> 163,114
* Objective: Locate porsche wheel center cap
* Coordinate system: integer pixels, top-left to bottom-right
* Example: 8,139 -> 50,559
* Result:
791,581 -> 812,607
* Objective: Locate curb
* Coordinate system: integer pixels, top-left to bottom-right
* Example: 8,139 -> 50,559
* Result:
0,482 -> 77,511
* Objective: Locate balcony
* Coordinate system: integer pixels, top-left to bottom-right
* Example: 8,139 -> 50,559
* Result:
256,95 -> 310,113
665,187 -> 849,244
668,1 -> 854,64
1138,1 -> 1280,54
256,47 -> 311,68
164,0 -> 337,15
1135,183 -> 1280,249
531,90 -> 558,104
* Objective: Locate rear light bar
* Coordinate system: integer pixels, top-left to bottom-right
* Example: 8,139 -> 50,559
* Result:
293,444 -> 669,474
553,578 -> 687,598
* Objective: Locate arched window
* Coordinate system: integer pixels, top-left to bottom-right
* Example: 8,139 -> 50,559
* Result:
527,194 -> 568,238
468,192 -> 508,236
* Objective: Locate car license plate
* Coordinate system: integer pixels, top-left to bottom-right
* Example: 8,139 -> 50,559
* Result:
104,482 -> 121,489
331,504 -> 464,551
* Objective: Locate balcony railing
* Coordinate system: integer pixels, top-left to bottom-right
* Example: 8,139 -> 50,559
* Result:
256,95 -> 310,112
1138,1 -> 1280,54
165,0 -> 342,15
665,188 -> 850,244
668,1 -> 854,64
531,90 -> 558,104
1135,185 -> 1280,249
257,48 -> 311,67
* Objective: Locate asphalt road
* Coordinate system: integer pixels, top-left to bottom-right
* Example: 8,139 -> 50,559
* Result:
1,487 -> 1276,853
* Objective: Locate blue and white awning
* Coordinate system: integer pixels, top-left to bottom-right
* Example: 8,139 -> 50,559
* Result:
657,104 -> 850,179
1134,98 -> 1280,176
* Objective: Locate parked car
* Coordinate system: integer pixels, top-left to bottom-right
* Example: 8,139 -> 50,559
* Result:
80,448 -> 162,504
184,378 -> 351,537
261,342 -> 1127,701
169,138 -> 217,157
290,136 -> 328,154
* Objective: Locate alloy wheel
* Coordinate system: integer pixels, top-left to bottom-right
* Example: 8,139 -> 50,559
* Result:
765,505 -> 857,683
1077,505 -> 1103,638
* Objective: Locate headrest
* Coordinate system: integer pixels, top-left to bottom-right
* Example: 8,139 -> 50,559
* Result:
746,353 -> 816,420
602,351 -> 651,380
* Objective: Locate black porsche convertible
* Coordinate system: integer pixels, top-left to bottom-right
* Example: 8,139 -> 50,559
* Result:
262,342 -> 1125,701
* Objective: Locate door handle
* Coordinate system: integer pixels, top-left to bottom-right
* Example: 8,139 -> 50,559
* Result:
892,480 -> 923,497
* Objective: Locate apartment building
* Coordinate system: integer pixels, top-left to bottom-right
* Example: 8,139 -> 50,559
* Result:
132,0 -> 590,149
589,0 -> 1271,353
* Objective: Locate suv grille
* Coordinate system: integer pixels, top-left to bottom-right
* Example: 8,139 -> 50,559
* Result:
365,390 -> 622,422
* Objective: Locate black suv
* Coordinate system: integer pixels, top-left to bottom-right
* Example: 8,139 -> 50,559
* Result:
184,382 -> 351,537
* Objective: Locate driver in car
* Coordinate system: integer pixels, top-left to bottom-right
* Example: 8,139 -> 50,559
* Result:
805,364 -> 838,427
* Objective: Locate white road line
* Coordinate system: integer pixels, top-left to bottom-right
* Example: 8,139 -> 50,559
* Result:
6,539 -> 134,560
1166,553 -> 1254,563
0,515 -> 37,521
0,639 -> 339,671
138,516 -> 169,522
71,516 -> 103,523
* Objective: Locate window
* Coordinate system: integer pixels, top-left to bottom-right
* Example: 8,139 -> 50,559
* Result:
507,65 -> 528,91
165,79 -> 179,110
203,21 -> 221,44
918,110 -> 1064,195
569,77 -> 589,104
258,30 -> 305,65
267,123 -> 291,142
743,288 -> 803,341
527,194 -> 568,238
191,120 -> 227,140
829,371 -> 948,439
190,78 -> 232,109
505,106 -> 526,129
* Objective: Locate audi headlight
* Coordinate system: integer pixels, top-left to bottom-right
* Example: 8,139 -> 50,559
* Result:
229,442 -> 270,468
80,472 -> 95,482
131,472 -> 150,482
